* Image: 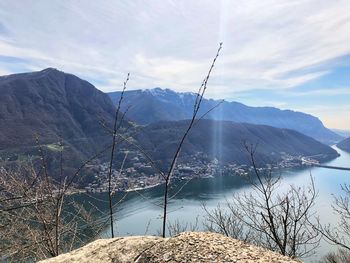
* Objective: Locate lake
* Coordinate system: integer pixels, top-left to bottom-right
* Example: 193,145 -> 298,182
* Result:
76,146 -> 350,262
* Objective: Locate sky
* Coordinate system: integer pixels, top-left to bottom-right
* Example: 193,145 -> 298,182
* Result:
0,0 -> 349,129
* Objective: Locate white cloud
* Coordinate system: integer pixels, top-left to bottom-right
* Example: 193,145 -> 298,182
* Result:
0,0 -> 349,95
279,87 -> 350,97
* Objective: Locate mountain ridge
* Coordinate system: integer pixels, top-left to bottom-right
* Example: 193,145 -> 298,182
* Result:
108,88 -> 342,145
0,68 -> 116,176
134,119 -> 339,169
337,137 -> 350,152
0,68 -> 114,149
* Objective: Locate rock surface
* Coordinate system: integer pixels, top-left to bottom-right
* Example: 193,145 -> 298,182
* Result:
40,232 -> 301,263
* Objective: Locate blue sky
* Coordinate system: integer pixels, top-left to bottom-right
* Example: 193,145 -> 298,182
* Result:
0,0 -> 349,129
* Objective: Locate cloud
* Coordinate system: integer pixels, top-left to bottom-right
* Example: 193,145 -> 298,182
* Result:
0,0 -> 349,94
279,87 -> 350,97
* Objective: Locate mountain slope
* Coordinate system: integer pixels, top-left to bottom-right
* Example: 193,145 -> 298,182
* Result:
0,68 -> 116,167
109,88 -> 342,145
134,119 -> 339,168
332,129 -> 350,138
337,137 -> 350,152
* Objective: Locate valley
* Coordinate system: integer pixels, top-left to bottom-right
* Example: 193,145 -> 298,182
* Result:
0,69 -> 342,190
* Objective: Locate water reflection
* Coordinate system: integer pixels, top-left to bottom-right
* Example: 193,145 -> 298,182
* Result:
74,146 -> 349,262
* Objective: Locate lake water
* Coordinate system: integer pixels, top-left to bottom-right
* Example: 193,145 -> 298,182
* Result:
77,146 -> 350,262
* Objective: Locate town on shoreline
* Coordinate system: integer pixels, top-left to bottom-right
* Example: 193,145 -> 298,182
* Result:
79,151 -> 324,194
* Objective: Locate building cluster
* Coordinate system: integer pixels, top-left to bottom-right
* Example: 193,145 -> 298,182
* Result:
83,150 -> 311,193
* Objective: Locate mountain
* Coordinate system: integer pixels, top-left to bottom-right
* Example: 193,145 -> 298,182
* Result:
0,68 -> 116,174
108,88 -> 342,145
332,129 -> 350,138
133,119 -> 339,168
0,69 -> 339,183
337,137 -> 350,152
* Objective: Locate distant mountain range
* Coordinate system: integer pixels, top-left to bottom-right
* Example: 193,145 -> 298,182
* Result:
134,120 -> 339,169
337,137 -> 350,152
108,88 -> 342,145
0,69 -> 340,183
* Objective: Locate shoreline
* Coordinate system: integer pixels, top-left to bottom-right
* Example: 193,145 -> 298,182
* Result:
69,152 -> 341,196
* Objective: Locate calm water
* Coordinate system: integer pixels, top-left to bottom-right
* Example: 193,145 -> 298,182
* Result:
76,146 -> 350,262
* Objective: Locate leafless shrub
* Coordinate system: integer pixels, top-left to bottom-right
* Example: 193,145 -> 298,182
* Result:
320,248 -> 350,263
316,184 -> 350,251
96,43 -> 223,239
203,143 -> 320,259
159,43 -> 223,237
106,73 -> 130,238
202,202 -> 251,242
167,216 -> 200,237
0,146 -> 105,261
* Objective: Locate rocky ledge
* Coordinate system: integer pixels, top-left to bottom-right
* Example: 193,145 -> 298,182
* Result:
40,232 -> 301,263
